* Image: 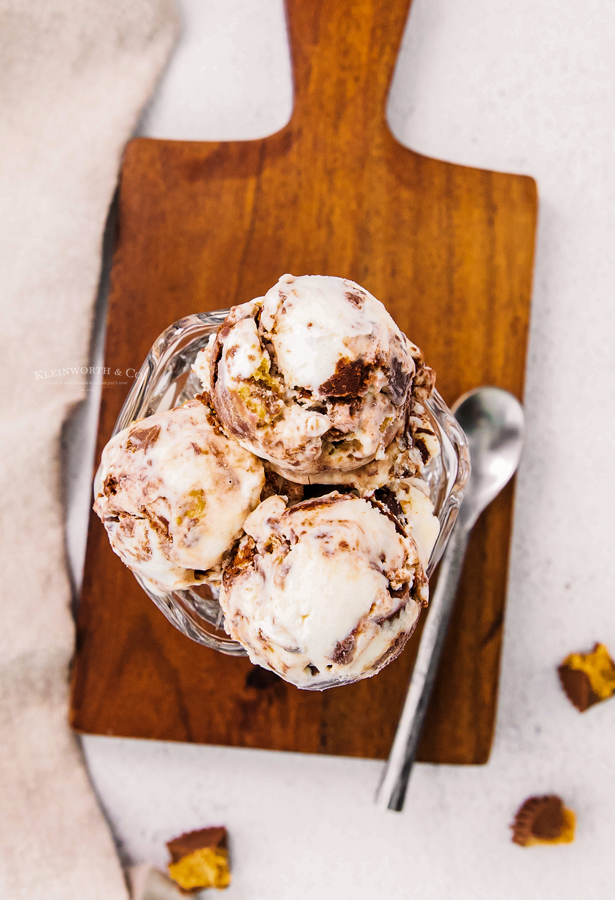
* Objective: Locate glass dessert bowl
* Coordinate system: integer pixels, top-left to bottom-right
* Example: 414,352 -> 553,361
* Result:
96,310 -> 470,657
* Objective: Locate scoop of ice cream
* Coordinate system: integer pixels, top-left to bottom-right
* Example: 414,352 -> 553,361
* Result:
219,492 -> 428,689
264,386 -> 440,493
94,400 -> 265,593
204,274 -> 426,478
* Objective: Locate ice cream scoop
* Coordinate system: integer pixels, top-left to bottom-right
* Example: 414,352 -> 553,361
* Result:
203,274 -> 431,478
94,400 -> 265,593
264,394 -> 440,494
219,492 -> 428,688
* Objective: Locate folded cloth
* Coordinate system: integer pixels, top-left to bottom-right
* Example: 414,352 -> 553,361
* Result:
0,1 -> 178,897
127,866 -> 187,900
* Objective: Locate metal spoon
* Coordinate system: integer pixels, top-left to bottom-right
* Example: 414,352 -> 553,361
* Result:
375,386 -> 524,811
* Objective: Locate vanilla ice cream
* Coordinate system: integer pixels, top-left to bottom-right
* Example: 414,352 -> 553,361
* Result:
94,400 -> 265,593
219,492 -> 428,688
203,274 -> 424,478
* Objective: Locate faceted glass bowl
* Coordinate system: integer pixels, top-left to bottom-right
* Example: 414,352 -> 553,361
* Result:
102,311 -> 470,657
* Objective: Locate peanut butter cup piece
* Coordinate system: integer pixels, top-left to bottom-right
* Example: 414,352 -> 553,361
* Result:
558,642 -> 615,711
167,826 -> 230,892
511,795 -> 575,846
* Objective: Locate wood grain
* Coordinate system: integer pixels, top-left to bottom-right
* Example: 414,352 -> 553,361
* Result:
71,0 -> 537,762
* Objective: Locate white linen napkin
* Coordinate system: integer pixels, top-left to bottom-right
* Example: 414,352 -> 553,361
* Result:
0,1 -> 178,897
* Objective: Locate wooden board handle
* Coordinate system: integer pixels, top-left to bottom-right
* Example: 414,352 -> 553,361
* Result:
286,0 -> 412,132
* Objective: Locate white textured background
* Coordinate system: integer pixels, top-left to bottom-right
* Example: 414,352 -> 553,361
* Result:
78,0 -> 615,895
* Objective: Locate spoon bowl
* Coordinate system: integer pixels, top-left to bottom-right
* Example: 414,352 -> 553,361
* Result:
453,386 -> 524,529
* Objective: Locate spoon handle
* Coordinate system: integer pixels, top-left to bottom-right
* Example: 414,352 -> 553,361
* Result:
375,524 -> 470,811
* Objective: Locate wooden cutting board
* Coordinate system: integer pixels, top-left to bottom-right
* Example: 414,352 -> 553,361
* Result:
71,0 -> 537,763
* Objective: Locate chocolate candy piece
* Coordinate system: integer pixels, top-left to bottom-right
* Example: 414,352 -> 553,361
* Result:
511,795 -> 575,846
167,827 -> 230,892
558,642 -> 615,712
